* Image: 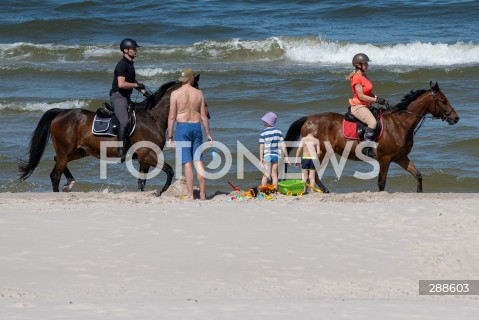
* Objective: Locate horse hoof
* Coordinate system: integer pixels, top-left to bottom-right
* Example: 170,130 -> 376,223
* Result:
61,181 -> 75,192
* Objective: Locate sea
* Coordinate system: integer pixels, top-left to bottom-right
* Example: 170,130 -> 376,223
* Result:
1,0 -> 478,194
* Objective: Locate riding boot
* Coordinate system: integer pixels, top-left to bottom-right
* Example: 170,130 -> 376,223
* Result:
117,125 -> 127,163
362,127 -> 376,158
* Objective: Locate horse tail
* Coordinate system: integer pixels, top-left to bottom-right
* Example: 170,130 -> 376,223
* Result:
18,108 -> 64,180
285,116 -> 307,153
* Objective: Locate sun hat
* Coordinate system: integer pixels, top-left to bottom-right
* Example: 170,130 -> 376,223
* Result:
179,68 -> 195,82
261,112 -> 277,127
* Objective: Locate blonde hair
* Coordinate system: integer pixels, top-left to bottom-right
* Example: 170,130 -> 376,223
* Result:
346,69 -> 358,81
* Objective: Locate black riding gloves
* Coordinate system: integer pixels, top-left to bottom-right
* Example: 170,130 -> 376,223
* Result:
376,96 -> 386,105
136,83 -> 146,91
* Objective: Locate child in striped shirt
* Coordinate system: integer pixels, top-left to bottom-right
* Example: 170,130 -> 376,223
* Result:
259,112 -> 290,189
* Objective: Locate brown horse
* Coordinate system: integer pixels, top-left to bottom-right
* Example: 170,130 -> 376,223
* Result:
18,75 -> 205,194
285,82 -> 459,193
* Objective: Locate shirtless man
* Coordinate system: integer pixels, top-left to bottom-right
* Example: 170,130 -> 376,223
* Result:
168,68 -> 212,200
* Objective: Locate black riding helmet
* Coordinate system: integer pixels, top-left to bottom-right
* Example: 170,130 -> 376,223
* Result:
120,38 -> 140,52
352,53 -> 370,68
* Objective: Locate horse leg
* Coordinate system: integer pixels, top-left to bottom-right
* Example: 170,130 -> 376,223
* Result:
61,165 -> 76,192
54,156 -> 76,192
314,173 -> 330,193
377,161 -> 391,191
396,157 -> 423,192
139,162 -> 173,195
156,162 -> 174,196
138,163 -> 150,192
50,156 -> 68,192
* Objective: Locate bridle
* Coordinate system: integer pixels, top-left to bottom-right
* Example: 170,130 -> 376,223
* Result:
431,89 -> 456,122
387,89 -> 456,136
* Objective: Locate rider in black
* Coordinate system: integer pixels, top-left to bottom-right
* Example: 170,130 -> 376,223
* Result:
110,38 -> 151,162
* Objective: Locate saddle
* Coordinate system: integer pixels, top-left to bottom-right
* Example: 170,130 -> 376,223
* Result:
92,102 -> 136,137
342,106 -> 384,141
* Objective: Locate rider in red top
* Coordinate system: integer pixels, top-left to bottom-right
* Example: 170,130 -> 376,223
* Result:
347,53 -> 389,158
350,72 -> 373,106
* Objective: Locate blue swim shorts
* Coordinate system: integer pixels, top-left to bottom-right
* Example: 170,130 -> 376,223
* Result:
175,122 -> 204,164
264,155 -> 279,163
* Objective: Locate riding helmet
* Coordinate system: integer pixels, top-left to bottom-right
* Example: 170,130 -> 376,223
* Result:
120,38 -> 140,52
352,53 -> 370,66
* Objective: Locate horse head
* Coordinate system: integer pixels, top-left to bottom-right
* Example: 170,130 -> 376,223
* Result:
135,74 -> 210,118
192,74 -> 210,119
429,81 -> 459,125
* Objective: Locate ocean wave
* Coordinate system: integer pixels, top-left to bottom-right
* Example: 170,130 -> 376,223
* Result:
2,38 -> 479,67
281,38 -> 479,66
136,67 -> 179,77
0,100 -> 88,112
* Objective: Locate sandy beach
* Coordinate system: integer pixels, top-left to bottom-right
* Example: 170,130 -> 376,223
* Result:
1,182 -> 478,319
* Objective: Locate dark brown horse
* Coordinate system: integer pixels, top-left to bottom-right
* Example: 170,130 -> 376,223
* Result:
18,75 -> 205,194
285,82 -> 459,193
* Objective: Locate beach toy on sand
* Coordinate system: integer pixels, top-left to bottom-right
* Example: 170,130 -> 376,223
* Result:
278,180 -> 305,196
258,192 -> 273,200
227,181 -> 240,192
278,180 -> 323,196
305,183 -> 323,193
241,188 -> 256,198
258,184 -> 277,195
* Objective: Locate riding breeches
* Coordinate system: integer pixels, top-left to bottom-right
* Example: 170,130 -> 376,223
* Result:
110,92 -> 129,127
350,105 -> 377,129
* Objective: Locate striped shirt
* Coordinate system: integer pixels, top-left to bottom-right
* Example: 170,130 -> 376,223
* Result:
259,127 -> 284,157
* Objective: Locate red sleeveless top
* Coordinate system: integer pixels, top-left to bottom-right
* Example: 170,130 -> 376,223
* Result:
349,73 -> 373,106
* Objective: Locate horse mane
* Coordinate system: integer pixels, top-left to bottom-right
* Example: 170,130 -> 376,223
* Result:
393,89 -> 428,111
135,81 -> 180,113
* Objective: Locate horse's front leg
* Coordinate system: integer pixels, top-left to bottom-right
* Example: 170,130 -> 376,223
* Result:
396,156 -> 423,192
138,164 -> 150,191
377,159 -> 391,191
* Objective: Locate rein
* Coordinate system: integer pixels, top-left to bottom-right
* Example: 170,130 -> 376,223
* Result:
387,89 -> 455,136
387,102 -> 429,136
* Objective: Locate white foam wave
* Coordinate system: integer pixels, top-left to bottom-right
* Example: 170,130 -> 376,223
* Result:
0,100 -> 88,112
2,39 -> 479,67
0,42 -> 80,51
136,67 -> 177,77
282,39 -> 479,66
195,37 -> 282,52
82,46 -> 116,59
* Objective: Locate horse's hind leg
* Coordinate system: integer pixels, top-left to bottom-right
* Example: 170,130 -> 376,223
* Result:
156,162 -> 174,196
54,156 -> 76,192
396,156 -> 423,192
163,162 -> 174,191
62,165 -> 76,192
314,173 -> 330,193
50,156 -> 68,192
